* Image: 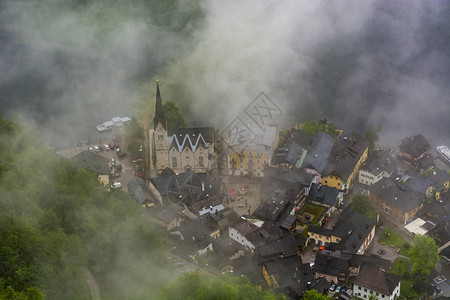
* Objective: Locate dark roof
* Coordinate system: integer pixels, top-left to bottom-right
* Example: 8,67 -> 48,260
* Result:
399,134 -> 431,159
280,214 -> 297,230
127,177 -> 150,204
302,132 -> 335,173
307,183 -> 339,207
153,82 -> 167,130
276,142 -> 304,166
314,253 -> 349,276
361,149 -> 398,177
349,254 -> 392,271
208,208 -> 241,232
175,219 -> 218,242
146,204 -> 181,225
257,235 -> 299,259
71,150 -> 110,175
332,211 -> 376,254
253,195 -> 292,222
428,169 -> 450,190
308,225 -> 333,236
325,132 -> 369,181
167,127 -> 214,153
417,154 -> 435,170
264,166 -> 314,187
354,265 -> 400,295
230,218 -> 260,236
404,170 -> 432,195
369,178 -> 423,213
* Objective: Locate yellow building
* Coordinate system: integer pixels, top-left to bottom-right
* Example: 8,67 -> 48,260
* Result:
228,125 -> 278,177
307,226 -> 341,246
322,132 -> 369,192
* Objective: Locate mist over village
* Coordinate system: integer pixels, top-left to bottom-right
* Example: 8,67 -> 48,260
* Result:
0,1 -> 450,299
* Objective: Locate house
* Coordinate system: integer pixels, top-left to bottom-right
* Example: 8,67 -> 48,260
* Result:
152,82 -> 215,174
331,211 -> 376,255
322,132 -> 369,193
397,134 -> 431,163
273,129 -> 312,168
369,178 -> 423,225
308,211 -> 375,255
228,125 -> 278,177
301,132 -> 336,175
307,183 -> 341,212
170,219 -> 218,260
229,217 -> 263,251
150,172 -> 221,213
359,149 -> 399,186
401,168 -> 449,200
314,253 -> 349,284
256,235 -> 299,261
71,150 -> 111,175
353,265 -> 401,300
262,256 -> 319,298
127,177 -> 162,207
207,207 -> 241,234
145,204 -> 183,230
428,169 -> 450,200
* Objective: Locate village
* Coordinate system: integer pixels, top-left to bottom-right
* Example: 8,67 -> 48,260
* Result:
55,83 -> 450,300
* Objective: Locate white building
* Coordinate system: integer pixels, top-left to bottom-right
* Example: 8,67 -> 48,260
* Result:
353,266 -> 400,300
359,149 -> 398,186
229,218 -> 260,251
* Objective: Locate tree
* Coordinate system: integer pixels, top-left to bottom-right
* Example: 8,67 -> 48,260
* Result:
364,124 -> 382,153
158,273 -> 284,300
352,193 -> 371,215
300,121 -> 338,138
163,101 -> 186,129
301,289 -> 331,300
410,235 -> 439,279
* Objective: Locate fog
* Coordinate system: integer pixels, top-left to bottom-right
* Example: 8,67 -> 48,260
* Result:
1,0 -> 449,148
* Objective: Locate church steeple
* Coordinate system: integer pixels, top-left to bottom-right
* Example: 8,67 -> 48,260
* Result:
154,80 -> 166,130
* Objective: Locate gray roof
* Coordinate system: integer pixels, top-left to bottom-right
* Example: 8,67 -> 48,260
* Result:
369,178 -> 423,213
264,166 -> 314,187
302,132 -> 335,173
257,235 -> 299,259
355,265 -> 400,295
325,132 -> 369,181
127,177 -> 149,204
168,127 -> 214,153
332,211 -> 376,254
307,183 -> 339,207
399,134 -> 431,159
361,149 -> 398,176
71,150 -> 110,175
314,253 -> 349,276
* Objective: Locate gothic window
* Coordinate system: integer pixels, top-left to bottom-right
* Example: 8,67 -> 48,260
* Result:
158,134 -> 164,140
172,157 -> 177,168
199,156 -> 204,167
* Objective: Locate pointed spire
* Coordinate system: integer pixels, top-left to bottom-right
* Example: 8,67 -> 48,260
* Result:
154,80 -> 166,130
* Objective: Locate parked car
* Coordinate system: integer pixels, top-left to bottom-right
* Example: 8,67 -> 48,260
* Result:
342,286 -> 348,293
114,142 -> 120,149
99,145 -> 104,151
109,142 -> 115,150
335,285 -> 342,293
330,284 -> 336,292
94,145 -> 99,152
111,180 -> 121,189
89,146 -> 93,152
230,190 -> 236,201
104,144 -> 110,151
133,158 -> 143,163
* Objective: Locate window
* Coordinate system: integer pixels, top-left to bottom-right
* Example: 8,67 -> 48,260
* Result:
199,156 -> 204,167
240,158 -> 243,162
158,134 -> 164,140
364,289 -> 367,292
172,157 -> 177,168
358,286 -> 361,290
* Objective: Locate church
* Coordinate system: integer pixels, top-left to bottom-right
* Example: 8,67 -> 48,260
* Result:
153,82 -> 215,174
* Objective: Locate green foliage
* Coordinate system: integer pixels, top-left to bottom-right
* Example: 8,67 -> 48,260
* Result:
300,121 -> 338,138
124,117 -> 144,141
352,193 -> 371,214
163,101 -> 186,129
278,129 -> 289,146
364,124 -> 382,153
301,289 -> 331,300
390,258 -> 409,277
422,167 -> 436,177
0,115 -> 169,299
409,235 -> 439,278
158,273 -> 285,300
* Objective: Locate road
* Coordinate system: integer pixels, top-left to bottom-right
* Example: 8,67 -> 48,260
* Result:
82,267 -> 101,300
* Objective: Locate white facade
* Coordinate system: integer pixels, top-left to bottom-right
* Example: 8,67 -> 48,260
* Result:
229,226 -> 255,250
353,282 -> 400,300
359,169 -> 391,186
357,225 -> 376,255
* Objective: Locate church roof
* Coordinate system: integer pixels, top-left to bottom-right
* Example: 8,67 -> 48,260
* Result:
154,81 -> 167,130
168,127 -> 214,153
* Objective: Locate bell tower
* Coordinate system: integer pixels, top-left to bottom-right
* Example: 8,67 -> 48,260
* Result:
154,81 -> 168,172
